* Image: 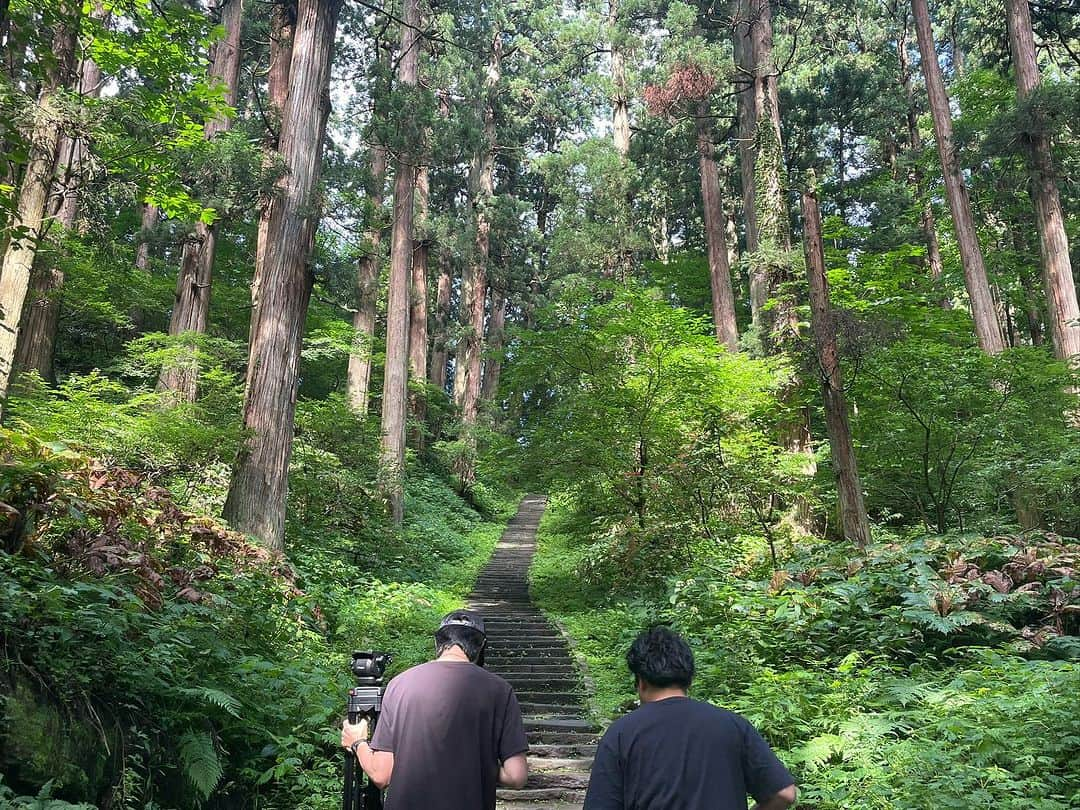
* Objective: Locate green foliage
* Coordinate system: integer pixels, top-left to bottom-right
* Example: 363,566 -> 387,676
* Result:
510,281 -> 803,585
532,497 -> 1080,806
0,426 -> 513,807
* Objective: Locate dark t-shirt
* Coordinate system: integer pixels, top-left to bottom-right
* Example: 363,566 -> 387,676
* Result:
369,660 -> 529,810
583,697 -> 793,810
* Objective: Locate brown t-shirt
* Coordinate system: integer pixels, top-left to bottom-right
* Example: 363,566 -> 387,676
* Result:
369,660 -> 529,810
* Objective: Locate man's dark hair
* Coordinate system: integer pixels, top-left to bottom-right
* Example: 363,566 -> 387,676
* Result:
626,626 -> 695,689
435,624 -> 486,663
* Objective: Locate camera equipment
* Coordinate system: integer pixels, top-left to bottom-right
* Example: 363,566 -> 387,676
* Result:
343,651 -> 392,810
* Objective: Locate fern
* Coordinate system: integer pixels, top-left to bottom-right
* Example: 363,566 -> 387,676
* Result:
178,730 -> 223,801
179,686 -> 242,718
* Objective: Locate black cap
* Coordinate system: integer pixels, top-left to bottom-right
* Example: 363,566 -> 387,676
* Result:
439,610 -> 485,636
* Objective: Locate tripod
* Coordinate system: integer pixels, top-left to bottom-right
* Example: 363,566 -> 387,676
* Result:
343,651 -> 391,810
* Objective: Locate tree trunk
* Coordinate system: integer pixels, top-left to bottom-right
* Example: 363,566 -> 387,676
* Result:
222,0 -> 341,550
428,247 -> 452,390
379,0 -> 422,525
456,32 -> 501,433
12,265 -> 61,383
254,0 -> 295,278
1005,0 -> 1080,366
911,0 -> 1005,354
608,0 -> 630,159
747,0 -> 792,337
134,202 -> 158,272
345,144 -> 387,416
480,286 -> 506,402
0,4 -> 78,414
730,0 -> 759,277
14,33 -> 104,382
158,0 -> 244,402
407,164 -> 430,444
803,184 -> 871,548
696,104 -> 739,351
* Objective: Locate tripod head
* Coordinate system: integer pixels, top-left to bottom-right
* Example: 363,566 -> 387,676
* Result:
348,651 -> 391,719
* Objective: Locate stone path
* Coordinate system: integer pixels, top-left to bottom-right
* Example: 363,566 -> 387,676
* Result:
468,495 -> 597,810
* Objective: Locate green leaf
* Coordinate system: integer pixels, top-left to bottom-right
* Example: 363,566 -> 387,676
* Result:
178,730 -> 223,800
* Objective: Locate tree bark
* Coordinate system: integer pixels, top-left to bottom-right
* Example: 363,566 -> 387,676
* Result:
746,0 -> 792,336
1005,0 -> 1080,365
609,0 -> 630,159
407,164 -> 430,443
12,266 -> 61,383
158,0 -> 244,402
911,0 -> 1005,354
455,32 -> 501,431
345,144 -> 387,416
803,184 -> 871,548
14,30 -> 104,382
696,104 -> 739,351
254,0 -> 295,278
379,0 -> 422,525
428,246 -> 452,390
480,286 -> 506,402
0,3 -> 78,414
134,202 -> 158,272
732,0 -> 759,315
222,0 -> 341,550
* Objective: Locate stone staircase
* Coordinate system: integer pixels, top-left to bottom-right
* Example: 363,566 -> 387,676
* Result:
469,495 -> 596,810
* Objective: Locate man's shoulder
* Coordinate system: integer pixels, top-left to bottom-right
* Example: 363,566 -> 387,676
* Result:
392,661 -> 512,691
611,698 -> 744,733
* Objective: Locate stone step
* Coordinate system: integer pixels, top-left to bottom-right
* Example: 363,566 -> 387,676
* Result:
519,703 -> 588,716
520,770 -> 591,790
491,665 -> 577,675
506,678 -> 582,691
524,717 -> 599,733
528,756 -> 596,772
497,788 -> 587,804
496,803 -> 581,810
526,730 -> 600,746
517,692 -> 586,705
528,743 -> 597,759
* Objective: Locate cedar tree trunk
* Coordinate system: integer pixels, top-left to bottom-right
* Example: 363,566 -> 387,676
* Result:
1005,0 -> 1080,365
378,0 -> 422,525
803,184 -> 871,548
911,0 -> 1004,354
158,0 -> 244,401
222,0 -> 341,549
696,104 -> 739,351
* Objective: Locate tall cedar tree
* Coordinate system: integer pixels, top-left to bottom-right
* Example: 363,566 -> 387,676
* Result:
1004,0 -> 1080,365
408,163 -> 430,440
803,182 -> 871,548
158,0 -> 245,401
0,1 -> 79,414
454,32 -> 501,430
379,0 -> 422,525
346,42 -> 390,416
222,0 -> 342,549
910,0 -> 1004,353
14,4 -> 108,383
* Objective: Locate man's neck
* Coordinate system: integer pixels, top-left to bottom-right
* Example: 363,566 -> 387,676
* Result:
639,686 -> 688,703
437,647 -> 471,663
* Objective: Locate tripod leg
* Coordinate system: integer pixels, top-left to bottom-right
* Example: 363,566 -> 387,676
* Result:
343,753 -> 361,810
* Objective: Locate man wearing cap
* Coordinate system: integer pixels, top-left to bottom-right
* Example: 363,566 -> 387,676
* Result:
341,610 -> 530,809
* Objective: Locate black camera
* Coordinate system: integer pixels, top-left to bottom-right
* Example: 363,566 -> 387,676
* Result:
343,651 -> 392,810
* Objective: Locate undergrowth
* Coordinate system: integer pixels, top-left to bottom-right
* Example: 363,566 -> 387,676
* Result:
531,494 -> 1080,808
0,426 -> 514,808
